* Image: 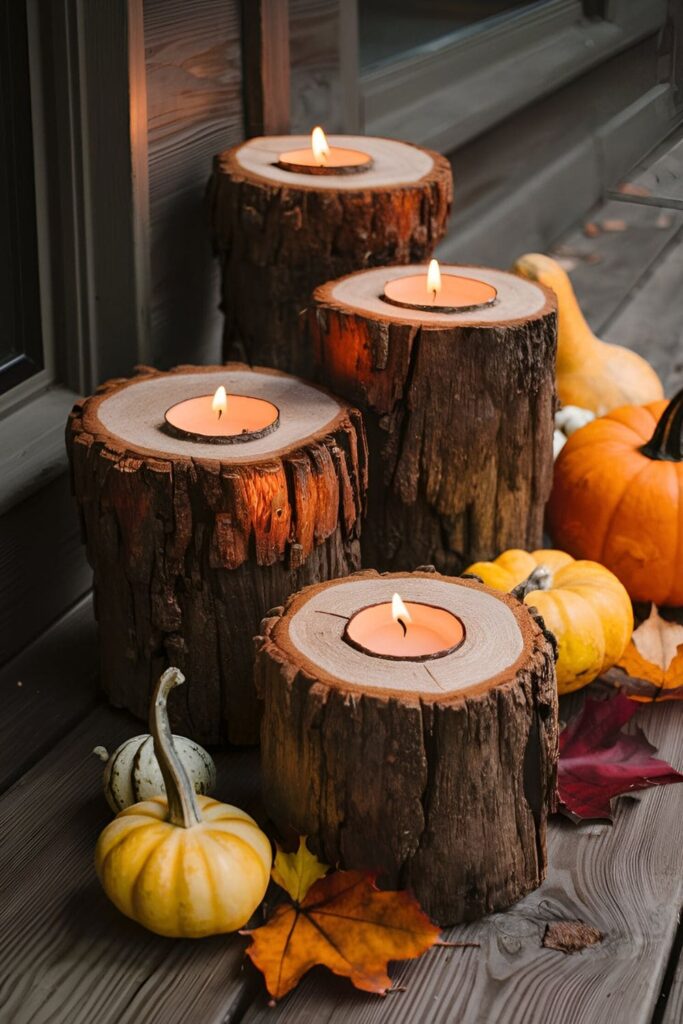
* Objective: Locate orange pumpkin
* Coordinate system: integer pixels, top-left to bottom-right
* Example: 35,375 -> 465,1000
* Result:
548,389 -> 683,606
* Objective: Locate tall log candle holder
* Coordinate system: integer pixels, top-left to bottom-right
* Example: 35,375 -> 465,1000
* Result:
208,135 -> 452,375
256,569 -> 558,925
311,263 -> 558,574
67,364 -> 367,745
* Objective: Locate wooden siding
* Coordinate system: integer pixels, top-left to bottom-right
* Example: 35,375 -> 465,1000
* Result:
144,0 -> 244,367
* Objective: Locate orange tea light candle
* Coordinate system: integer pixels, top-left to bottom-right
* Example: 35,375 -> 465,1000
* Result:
343,592 -> 465,661
383,259 -> 498,313
277,126 -> 373,176
164,386 -> 280,444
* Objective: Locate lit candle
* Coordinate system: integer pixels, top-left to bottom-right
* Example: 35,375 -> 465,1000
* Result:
343,591 -> 465,661
164,387 -> 280,444
383,259 -> 498,313
277,127 -> 374,176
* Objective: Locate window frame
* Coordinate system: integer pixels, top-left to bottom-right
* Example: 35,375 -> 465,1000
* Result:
359,0 -> 669,150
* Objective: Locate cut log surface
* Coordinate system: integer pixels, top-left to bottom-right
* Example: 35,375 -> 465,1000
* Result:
311,264 -> 557,573
66,365 -> 367,745
256,569 -> 558,925
208,135 -> 452,374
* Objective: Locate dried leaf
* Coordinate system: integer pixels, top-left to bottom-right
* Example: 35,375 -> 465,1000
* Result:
558,693 -> 683,821
271,837 -> 329,902
616,605 -> 683,701
244,864 -> 441,1000
616,182 -> 650,196
543,920 -> 603,953
600,219 -> 627,232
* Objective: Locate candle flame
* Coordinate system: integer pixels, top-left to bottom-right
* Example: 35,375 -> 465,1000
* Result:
427,259 -> 441,301
392,592 -> 412,637
212,385 -> 227,420
311,126 -> 330,166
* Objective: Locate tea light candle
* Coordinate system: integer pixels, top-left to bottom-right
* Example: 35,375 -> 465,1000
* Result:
383,259 -> 498,313
277,126 -> 373,176
343,592 -> 464,660
164,386 -> 280,444
257,569 -> 559,926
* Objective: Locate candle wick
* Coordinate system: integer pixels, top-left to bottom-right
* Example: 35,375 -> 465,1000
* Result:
398,617 -> 408,638
217,408 -> 223,421
432,289 -> 437,304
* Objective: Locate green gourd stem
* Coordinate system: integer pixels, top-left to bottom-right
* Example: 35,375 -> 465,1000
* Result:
150,668 -> 202,828
640,387 -> 683,462
511,565 -> 553,601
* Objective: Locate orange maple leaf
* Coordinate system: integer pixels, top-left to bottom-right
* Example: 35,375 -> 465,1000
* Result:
613,605 -> 683,701
242,840 -> 442,1001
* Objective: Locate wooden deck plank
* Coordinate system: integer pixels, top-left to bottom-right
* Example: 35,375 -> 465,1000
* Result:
0,705 -> 261,1024
555,202 -> 683,335
663,936 -> 683,1024
602,234 -> 683,396
0,595 -> 98,795
607,127 -> 683,210
239,698 -> 683,1024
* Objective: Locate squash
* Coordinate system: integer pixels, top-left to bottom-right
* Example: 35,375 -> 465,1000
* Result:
465,549 -> 633,694
514,253 -> 663,414
95,668 -> 271,937
548,389 -> 683,607
96,734 -> 216,813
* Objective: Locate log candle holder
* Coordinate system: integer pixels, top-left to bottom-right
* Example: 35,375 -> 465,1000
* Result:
256,569 -> 558,925
311,263 -> 558,574
208,135 -> 452,375
67,364 -> 367,745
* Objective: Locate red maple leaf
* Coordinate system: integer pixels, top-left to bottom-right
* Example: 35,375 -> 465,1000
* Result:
558,693 -> 683,821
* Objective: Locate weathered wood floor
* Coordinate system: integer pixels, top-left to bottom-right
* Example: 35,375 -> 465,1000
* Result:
2,131 -> 683,1024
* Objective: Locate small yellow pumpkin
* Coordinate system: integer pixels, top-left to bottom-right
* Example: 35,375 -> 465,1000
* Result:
95,668 -> 271,937
465,549 -> 633,695
514,253 -> 663,414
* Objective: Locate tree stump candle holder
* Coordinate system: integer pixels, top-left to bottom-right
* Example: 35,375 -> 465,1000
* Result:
256,569 -> 558,926
311,263 -> 558,574
66,364 -> 367,746
208,135 -> 452,375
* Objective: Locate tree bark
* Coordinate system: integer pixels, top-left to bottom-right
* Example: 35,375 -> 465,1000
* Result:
208,136 -> 452,375
66,364 -> 367,745
256,569 -> 559,926
311,265 -> 558,574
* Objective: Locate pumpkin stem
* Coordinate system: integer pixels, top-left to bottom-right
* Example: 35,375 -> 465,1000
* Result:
640,387 -> 683,462
150,668 -> 202,828
511,566 -> 552,601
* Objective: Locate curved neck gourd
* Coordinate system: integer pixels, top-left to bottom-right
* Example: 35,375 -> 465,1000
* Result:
150,668 -> 202,828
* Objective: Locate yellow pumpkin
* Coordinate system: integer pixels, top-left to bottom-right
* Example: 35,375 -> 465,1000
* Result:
95,669 -> 271,937
465,549 -> 633,695
513,253 -> 663,414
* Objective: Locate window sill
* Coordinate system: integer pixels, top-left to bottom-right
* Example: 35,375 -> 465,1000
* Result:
361,0 -> 668,153
0,385 -> 79,516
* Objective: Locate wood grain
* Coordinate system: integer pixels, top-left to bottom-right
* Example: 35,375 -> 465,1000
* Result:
0,705 -> 260,1024
256,570 -> 558,925
208,139 -> 452,374
67,365 -> 367,744
242,0 -> 291,136
311,266 -> 557,574
144,0 -> 243,367
241,693 -> 683,1024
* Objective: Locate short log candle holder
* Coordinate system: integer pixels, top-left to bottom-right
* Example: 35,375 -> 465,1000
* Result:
256,569 -> 558,925
67,364 -> 367,745
311,263 -> 557,574
208,135 -> 452,375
